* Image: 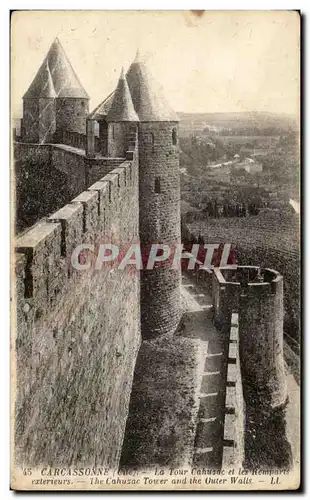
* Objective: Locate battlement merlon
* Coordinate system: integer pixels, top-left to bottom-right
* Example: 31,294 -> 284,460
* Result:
213,265 -> 283,295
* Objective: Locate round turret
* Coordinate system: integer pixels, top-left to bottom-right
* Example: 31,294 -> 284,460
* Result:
127,52 -> 181,339
48,38 -> 89,136
23,38 -> 89,143
106,68 -> 139,157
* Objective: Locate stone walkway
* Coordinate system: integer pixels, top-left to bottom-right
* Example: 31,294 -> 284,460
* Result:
180,274 -> 229,468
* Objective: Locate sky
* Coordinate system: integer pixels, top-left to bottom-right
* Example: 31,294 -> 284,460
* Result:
11,10 -> 300,118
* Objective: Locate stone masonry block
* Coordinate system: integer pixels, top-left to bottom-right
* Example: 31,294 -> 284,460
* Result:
225,385 -> 236,410
48,203 -> 83,258
101,172 -> 119,203
87,180 -> 110,233
224,413 -> 235,443
16,221 -> 62,300
222,446 -> 235,468
111,166 -> 126,188
227,363 -> 237,384
88,180 -> 109,205
72,190 -> 99,235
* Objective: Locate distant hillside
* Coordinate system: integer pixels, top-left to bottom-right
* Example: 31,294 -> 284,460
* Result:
178,111 -> 298,133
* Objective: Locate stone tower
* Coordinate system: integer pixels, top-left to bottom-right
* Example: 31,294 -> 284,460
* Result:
106,68 -> 139,157
238,268 -> 287,411
22,37 -> 89,143
126,52 -> 181,339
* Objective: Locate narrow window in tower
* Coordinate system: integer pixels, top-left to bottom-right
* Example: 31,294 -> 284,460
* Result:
150,132 -> 155,152
172,128 -> 177,145
155,177 -> 161,194
112,125 -> 115,140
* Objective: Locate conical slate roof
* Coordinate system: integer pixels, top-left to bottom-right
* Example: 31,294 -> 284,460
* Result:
88,92 -> 114,121
126,51 -> 179,122
106,68 -> 139,122
23,59 -> 56,99
23,38 -> 89,99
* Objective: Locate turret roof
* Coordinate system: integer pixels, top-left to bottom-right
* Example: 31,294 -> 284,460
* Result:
89,51 -> 179,123
23,38 -> 89,99
106,68 -> 139,122
88,92 -> 114,121
126,51 -> 179,122
24,59 -> 56,99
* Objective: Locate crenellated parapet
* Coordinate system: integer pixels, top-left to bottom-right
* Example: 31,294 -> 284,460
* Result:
15,154 -> 138,312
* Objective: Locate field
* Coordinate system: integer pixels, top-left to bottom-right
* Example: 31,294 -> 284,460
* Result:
208,135 -> 279,147
187,211 -> 299,256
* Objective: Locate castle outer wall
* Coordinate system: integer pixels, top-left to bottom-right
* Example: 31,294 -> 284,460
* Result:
14,148 -> 141,468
